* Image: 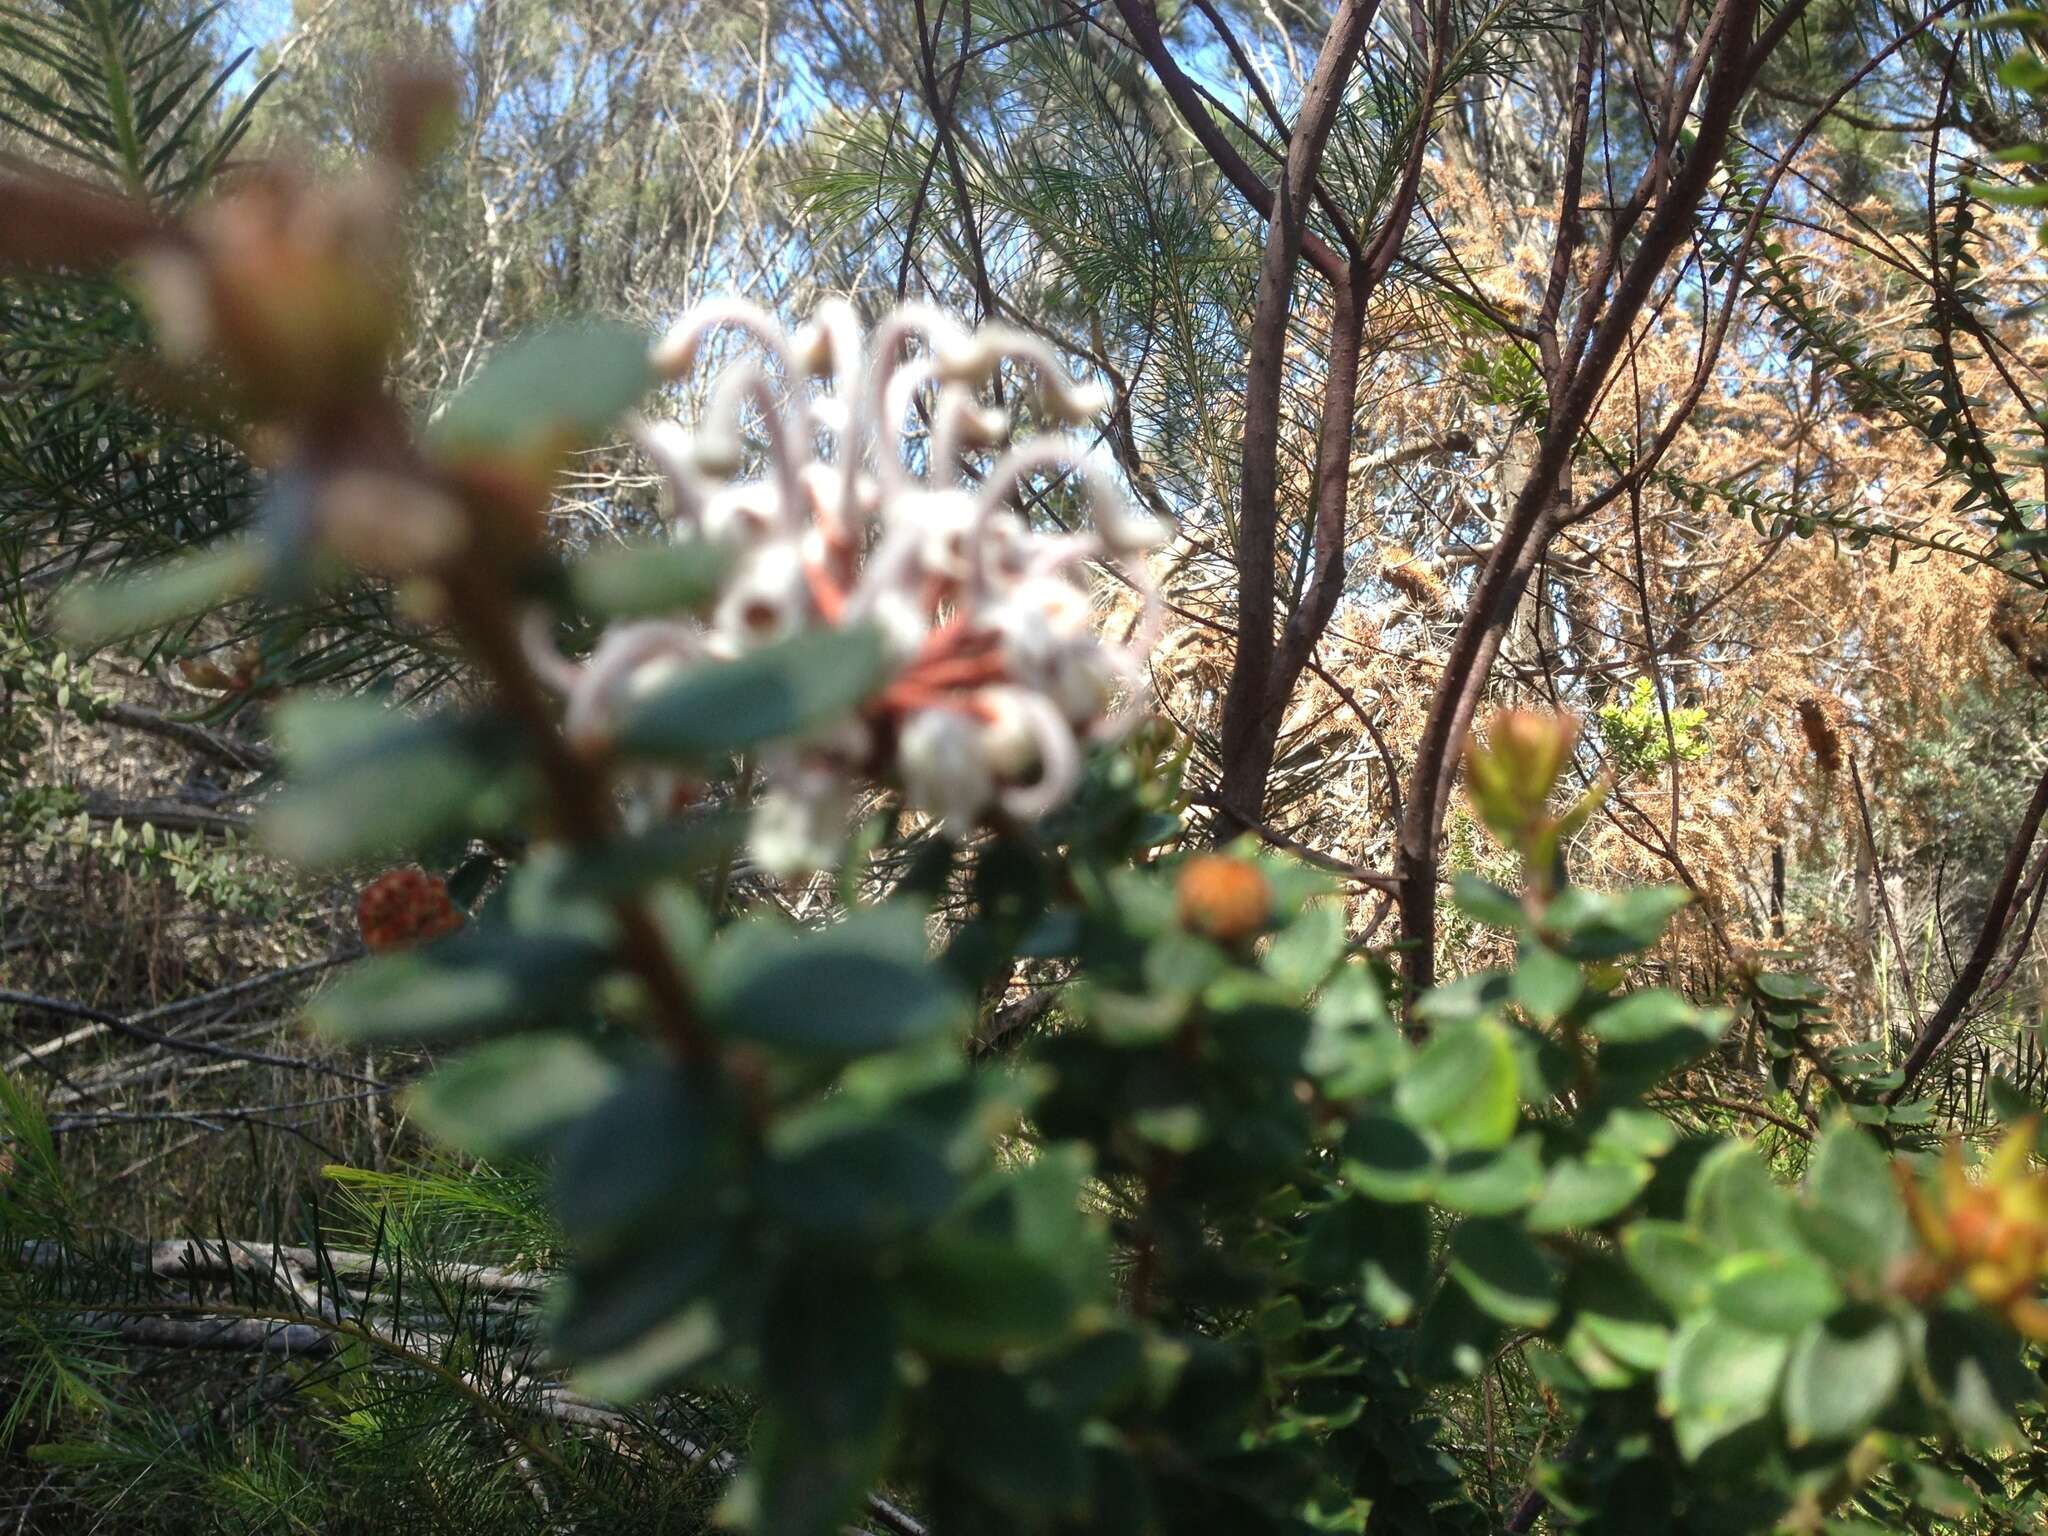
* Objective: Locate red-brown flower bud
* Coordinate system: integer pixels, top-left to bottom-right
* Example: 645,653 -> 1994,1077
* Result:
357,867 -> 464,953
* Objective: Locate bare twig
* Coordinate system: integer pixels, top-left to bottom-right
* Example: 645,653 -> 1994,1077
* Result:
0,977 -> 384,1089
96,702 -> 275,773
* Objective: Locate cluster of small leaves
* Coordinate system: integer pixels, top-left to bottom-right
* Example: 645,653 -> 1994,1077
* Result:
1595,679 -> 1711,780
0,625 -> 269,906
0,627 -> 85,852
1735,966 -> 1937,1136
1958,7 -> 2048,236
28,808 -> 263,908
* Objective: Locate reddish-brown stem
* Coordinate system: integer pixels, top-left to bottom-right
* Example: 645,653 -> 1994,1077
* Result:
438,556 -> 715,1065
1206,0 -> 1390,825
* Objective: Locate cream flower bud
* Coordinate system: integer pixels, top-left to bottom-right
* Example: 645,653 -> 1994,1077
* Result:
800,462 -> 853,537
1101,506 -> 1170,555
809,395 -> 850,435
1053,381 -> 1112,424
715,540 -> 811,645
988,576 -> 1094,685
992,688 -> 1084,818
981,511 -> 1033,582
790,318 -> 834,377
614,651 -> 690,714
534,299 -> 1164,868
848,471 -> 882,526
865,585 -> 932,662
637,418 -> 694,475
129,248 -> 216,366
751,765 -> 851,876
691,427 -> 745,478
1046,644 -> 1117,723
910,490 -> 980,580
702,483 -> 782,545
977,686 -> 1042,780
899,707 -> 994,834
933,334 -> 999,387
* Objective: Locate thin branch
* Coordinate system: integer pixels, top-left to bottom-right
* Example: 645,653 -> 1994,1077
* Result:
1396,0 -> 1809,995
96,701 -> 276,772
1188,790 -> 1399,889
1213,0 -> 1386,824
1106,0 -> 1349,281
0,983 -> 385,1089
1891,760 -> 2048,1099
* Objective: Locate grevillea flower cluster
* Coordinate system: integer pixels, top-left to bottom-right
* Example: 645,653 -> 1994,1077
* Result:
528,300 -> 1166,874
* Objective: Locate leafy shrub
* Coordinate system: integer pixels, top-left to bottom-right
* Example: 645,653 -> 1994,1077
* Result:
12,87 -> 2048,1536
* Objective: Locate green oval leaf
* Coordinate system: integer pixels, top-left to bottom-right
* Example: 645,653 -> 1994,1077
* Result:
262,700 -> 530,866
896,1236 -> 1083,1358
1710,1250 -> 1843,1335
1340,1115 -> 1437,1203
1798,1119 -> 1910,1280
58,539 -> 267,644
1659,1316 -> 1790,1461
1782,1309 -> 1905,1446
1396,1016 -> 1520,1153
405,1032 -> 622,1156
570,538 -> 733,619
703,903 -> 969,1057
427,319 -> 652,461
1448,1218 -> 1559,1328
1528,1155 -> 1650,1233
757,1123 -> 960,1242
1437,1135 -> 1546,1216
1512,943 -> 1582,1022
1687,1140 -> 1799,1253
1624,1220 -> 1721,1315
612,622 -> 889,764
310,930 -> 607,1044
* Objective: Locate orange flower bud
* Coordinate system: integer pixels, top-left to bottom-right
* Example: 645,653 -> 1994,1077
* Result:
1896,1120 -> 2048,1338
1380,546 -> 1446,611
177,657 -> 238,692
1176,854 -> 1270,944
179,645 -> 266,694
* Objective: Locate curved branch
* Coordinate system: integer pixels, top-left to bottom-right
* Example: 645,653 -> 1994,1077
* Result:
1891,760 -> 2048,1100
1106,0 -> 1350,283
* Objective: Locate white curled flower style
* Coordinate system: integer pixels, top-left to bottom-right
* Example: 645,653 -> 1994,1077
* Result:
528,298 -> 1167,873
